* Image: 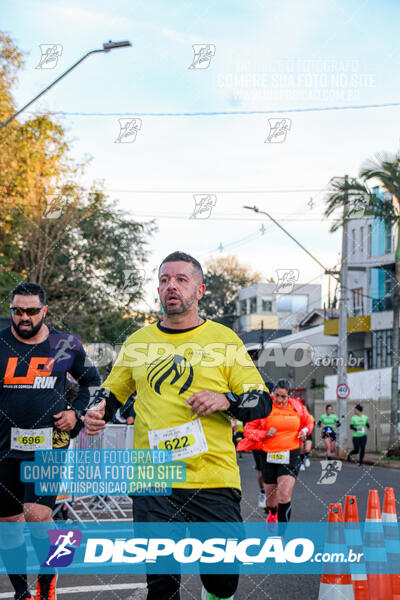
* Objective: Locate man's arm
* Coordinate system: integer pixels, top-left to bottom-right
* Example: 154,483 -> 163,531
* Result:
68,343 -> 101,416
54,341 -> 101,431
225,389 -> 272,424
84,341 -> 137,435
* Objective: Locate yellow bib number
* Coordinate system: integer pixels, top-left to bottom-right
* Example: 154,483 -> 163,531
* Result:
18,435 -> 45,446
158,434 -> 195,451
267,450 -> 290,464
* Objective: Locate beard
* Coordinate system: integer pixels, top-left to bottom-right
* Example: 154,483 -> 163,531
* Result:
161,290 -> 197,316
12,315 -> 45,339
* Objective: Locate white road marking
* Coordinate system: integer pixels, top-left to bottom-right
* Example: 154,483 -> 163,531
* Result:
0,583 -> 147,598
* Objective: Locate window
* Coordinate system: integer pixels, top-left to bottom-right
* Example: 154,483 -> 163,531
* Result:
249,297 -> 257,313
351,229 -> 356,254
239,299 -> 247,315
368,224 -> 372,256
261,296 -> 273,312
372,330 -> 392,369
360,226 -> 364,253
276,295 -> 308,312
385,222 -> 392,253
352,288 -> 363,315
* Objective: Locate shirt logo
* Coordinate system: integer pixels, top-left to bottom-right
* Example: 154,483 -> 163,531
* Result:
4,357 -> 56,388
147,354 -> 193,395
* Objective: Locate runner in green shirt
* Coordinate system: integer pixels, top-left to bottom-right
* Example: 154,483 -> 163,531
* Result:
347,404 -> 369,466
317,404 -> 340,460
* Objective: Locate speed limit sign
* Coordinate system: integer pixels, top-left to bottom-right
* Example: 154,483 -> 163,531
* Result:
336,383 -> 350,399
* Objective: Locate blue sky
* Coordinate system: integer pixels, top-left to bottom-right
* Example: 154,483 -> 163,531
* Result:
3,0 -> 400,309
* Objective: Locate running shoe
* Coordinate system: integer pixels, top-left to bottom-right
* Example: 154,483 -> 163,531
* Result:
258,491 -> 266,508
201,586 -> 234,600
15,594 -> 34,600
299,463 -> 305,471
304,457 -> 310,468
347,451 -> 353,462
35,574 -> 57,600
266,510 -> 278,523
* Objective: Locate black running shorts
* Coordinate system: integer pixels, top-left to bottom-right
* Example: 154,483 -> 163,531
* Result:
132,486 -> 242,523
0,457 -> 58,517
260,448 -> 301,484
253,449 -> 265,471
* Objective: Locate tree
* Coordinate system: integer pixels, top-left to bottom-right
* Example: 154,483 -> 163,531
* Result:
200,256 -> 263,328
0,31 -> 157,343
325,152 -> 400,455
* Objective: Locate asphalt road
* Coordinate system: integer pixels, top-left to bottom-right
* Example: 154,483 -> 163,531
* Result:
0,455 -> 398,600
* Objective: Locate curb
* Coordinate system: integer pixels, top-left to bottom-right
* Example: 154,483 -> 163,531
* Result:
313,452 -> 400,470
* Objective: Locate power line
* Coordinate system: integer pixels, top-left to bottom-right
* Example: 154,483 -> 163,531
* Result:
124,214 -> 337,222
104,187 -> 332,194
27,101 -> 400,117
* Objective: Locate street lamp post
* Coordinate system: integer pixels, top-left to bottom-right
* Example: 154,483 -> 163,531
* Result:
0,40 -> 132,131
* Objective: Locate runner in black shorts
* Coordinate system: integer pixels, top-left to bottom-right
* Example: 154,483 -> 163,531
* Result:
0,283 -> 100,600
84,252 -> 272,600
253,450 -> 267,508
238,379 -> 314,523
253,379 -> 274,509
300,407 -> 314,470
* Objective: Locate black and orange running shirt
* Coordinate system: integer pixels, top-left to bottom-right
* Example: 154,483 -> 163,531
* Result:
0,326 -> 100,457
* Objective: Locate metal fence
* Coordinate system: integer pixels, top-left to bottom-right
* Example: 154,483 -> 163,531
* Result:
52,424 -> 134,523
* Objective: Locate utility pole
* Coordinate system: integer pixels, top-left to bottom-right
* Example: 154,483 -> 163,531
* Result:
336,175 -> 349,454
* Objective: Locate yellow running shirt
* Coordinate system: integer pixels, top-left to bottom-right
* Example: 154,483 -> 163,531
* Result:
102,320 -> 268,490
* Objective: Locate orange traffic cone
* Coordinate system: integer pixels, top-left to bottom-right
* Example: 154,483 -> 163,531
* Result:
344,496 -> 369,600
382,487 -> 400,600
364,489 -> 392,599
318,503 -> 354,600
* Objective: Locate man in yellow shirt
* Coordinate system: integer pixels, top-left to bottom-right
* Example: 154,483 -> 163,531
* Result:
84,251 -> 272,600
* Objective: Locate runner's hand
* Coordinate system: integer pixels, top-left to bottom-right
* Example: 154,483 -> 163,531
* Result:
53,410 -> 77,431
186,391 -> 230,416
266,427 -> 276,438
84,400 -> 106,435
298,427 -> 308,441
246,429 -> 268,442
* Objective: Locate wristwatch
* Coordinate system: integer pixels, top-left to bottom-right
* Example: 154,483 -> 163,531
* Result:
73,408 -> 84,421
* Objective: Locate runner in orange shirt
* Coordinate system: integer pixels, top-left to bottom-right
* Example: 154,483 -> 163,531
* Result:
237,379 -> 314,523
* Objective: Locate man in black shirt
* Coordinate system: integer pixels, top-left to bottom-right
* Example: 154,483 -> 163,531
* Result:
0,282 -> 100,600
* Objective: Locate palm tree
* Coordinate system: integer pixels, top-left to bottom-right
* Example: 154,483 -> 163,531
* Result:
360,152 -> 400,455
325,152 -> 400,455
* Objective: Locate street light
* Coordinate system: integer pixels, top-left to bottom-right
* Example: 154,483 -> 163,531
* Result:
0,40 -> 132,131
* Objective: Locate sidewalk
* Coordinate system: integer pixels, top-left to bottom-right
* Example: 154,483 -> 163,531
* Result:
313,450 -> 400,469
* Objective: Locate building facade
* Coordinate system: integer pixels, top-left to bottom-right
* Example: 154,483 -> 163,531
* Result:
325,187 -> 397,372
235,282 -> 322,333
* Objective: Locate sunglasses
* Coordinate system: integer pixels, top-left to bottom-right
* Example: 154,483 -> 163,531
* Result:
10,306 -> 43,316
